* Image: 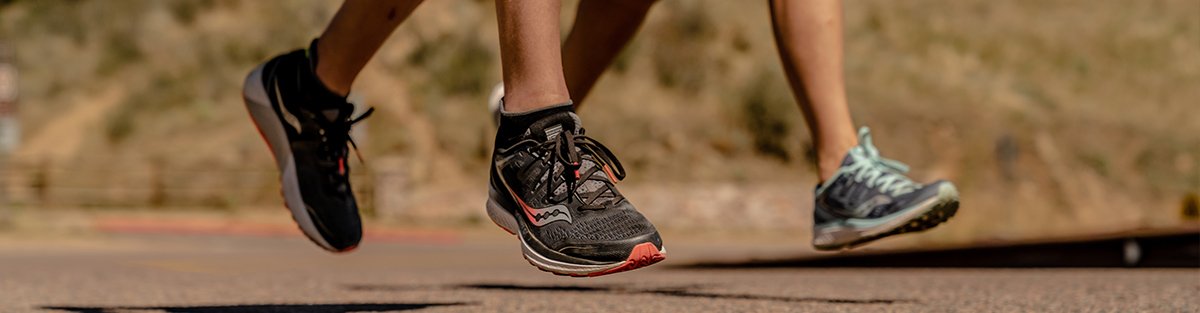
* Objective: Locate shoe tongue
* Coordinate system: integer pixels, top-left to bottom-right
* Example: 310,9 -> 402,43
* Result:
528,111 -> 582,140
842,147 -> 863,167
316,102 -> 356,123
301,93 -> 350,123
321,108 -> 342,122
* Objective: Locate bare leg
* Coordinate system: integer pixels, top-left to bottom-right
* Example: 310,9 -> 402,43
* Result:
315,0 -> 424,96
495,0 -> 572,112
770,0 -> 858,182
562,0 -> 657,109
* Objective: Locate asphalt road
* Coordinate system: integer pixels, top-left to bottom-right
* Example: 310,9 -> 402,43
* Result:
1,232 -> 1196,312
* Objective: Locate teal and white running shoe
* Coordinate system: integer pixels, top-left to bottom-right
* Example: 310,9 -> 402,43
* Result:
811,127 -> 959,251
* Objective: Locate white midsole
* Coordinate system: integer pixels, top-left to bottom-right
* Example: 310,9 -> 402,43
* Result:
520,231 -> 666,275
243,64 -> 334,251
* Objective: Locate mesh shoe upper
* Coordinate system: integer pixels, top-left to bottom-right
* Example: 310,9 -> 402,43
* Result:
492,110 -> 661,262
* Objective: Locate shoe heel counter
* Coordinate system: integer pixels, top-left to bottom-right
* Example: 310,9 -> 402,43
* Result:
486,160 -> 521,234
243,64 -> 269,106
812,188 -> 835,225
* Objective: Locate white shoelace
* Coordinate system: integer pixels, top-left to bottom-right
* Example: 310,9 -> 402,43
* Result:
835,127 -> 920,197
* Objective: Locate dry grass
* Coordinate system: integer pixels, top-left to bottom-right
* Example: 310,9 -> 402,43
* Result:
0,0 -> 1195,240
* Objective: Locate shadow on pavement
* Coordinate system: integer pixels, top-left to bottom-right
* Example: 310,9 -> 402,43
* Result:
41,302 -> 470,313
346,283 -> 912,305
677,232 -> 1200,269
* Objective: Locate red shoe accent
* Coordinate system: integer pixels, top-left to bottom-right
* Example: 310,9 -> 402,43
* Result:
501,183 -> 552,225
588,242 -> 666,277
601,165 -> 618,184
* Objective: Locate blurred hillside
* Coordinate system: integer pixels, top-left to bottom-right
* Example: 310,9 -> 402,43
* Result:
0,0 -> 1196,243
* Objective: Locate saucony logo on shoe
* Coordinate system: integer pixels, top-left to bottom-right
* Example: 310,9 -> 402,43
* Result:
492,156 -> 575,226
526,204 -> 571,226
499,177 -> 573,226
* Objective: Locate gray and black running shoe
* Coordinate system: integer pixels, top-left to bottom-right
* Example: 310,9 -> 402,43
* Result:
487,106 -> 665,277
242,41 -> 373,252
812,127 -> 959,251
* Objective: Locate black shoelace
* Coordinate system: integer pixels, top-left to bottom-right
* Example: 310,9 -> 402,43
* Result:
505,128 -> 627,209
315,104 -> 374,190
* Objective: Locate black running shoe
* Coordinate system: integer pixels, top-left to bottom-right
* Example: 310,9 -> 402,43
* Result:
487,104 -> 665,277
242,41 -> 373,252
811,127 -> 959,251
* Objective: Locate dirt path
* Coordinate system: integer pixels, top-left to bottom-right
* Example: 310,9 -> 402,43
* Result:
14,88 -> 124,162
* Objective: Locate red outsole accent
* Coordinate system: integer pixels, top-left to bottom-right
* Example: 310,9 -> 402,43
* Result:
524,242 -> 666,278
588,242 -> 665,277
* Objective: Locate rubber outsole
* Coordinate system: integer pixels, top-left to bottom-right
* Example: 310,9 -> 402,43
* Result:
523,242 -> 666,278
820,199 -> 959,251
